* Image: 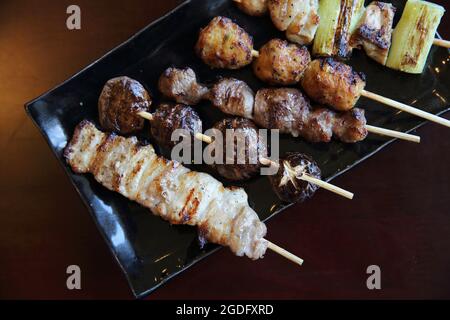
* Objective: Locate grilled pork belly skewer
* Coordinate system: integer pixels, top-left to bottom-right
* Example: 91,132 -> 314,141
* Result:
158,68 -> 421,143
65,120 -> 304,265
302,58 -> 450,129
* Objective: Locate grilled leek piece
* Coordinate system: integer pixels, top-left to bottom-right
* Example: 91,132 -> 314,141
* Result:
386,0 -> 445,74
313,0 -> 365,58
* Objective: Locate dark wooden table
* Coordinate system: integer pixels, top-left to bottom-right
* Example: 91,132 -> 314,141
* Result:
1,0 -> 449,299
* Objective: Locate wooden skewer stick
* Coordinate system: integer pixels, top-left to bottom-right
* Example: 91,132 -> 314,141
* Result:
138,113 -> 303,267
267,241 -> 304,266
365,125 -> 420,143
258,156 -> 354,200
192,131 -> 354,199
139,111 -> 414,195
361,90 -> 450,129
141,111 -> 418,143
433,38 -> 450,49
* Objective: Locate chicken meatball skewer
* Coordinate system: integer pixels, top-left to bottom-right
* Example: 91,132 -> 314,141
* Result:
158,67 -> 420,143
301,58 -> 450,128
196,17 -> 311,85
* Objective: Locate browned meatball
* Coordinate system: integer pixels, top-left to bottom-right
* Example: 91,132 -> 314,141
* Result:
150,104 -> 202,149
268,152 -> 321,203
301,58 -> 366,111
98,76 -> 152,134
209,118 -> 267,181
253,39 -> 311,85
158,67 -> 209,105
236,0 -> 268,16
196,16 -> 254,69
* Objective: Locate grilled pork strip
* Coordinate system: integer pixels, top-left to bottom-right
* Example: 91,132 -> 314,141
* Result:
64,121 -> 268,260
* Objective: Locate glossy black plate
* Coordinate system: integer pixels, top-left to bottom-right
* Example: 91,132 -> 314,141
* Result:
25,0 -> 450,298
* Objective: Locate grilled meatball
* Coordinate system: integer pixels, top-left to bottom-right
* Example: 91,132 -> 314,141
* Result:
332,107 -> 368,143
253,39 -> 311,85
301,58 -> 366,111
196,16 -> 254,69
158,67 -> 209,105
98,76 -> 152,134
235,0 -> 268,16
208,78 -> 255,119
150,104 -> 202,149
254,88 -> 311,137
268,152 -> 321,203
209,118 -> 267,181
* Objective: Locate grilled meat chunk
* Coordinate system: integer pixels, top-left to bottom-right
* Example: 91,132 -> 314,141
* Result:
301,58 -> 366,111
285,0 -> 320,45
98,76 -> 152,134
196,16 -> 254,69
253,38 -> 311,85
208,78 -> 255,119
209,118 -> 267,181
158,67 -> 209,105
269,152 -> 321,203
268,0 -> 320,45
254,88 -> 310,138
64,121 -> 268,259
350,2 -> 396,65
235,0 -> 268,16
332,107 -> 368,143
149,104 -> 202,149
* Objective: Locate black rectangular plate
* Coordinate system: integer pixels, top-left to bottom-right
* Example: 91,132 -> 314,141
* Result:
25,0 -> 450,298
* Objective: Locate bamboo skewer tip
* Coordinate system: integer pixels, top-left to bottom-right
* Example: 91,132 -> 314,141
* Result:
433,38 -> 450,49
267,241 -> 304,266
366,125 -> 421,143
361,89 -> 450,129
